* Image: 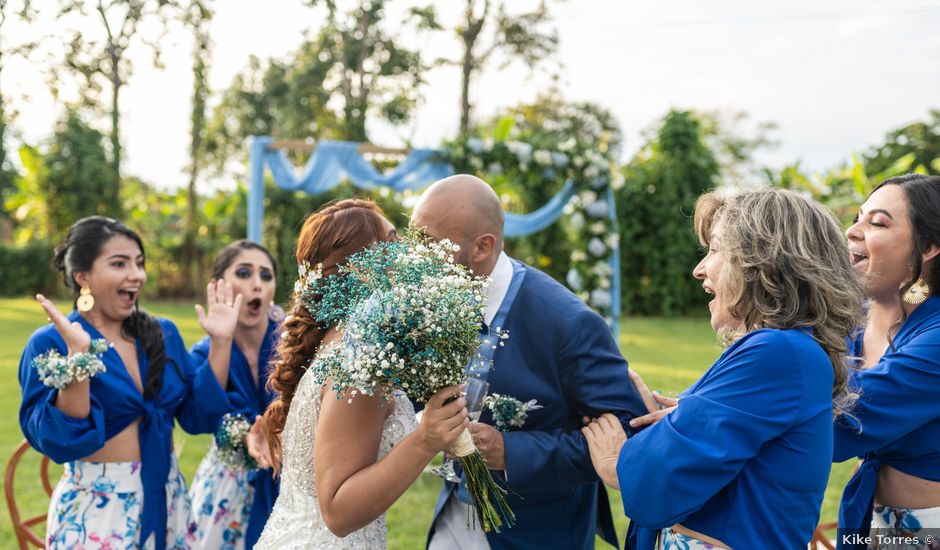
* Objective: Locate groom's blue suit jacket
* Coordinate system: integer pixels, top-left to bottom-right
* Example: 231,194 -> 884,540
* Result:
427,263 -> 647,550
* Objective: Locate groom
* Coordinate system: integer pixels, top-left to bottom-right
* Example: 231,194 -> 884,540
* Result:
411,175 -> 647,549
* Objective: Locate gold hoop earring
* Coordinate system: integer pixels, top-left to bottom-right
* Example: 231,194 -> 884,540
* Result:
77,286 -> 95,312
901,278 -> 931,305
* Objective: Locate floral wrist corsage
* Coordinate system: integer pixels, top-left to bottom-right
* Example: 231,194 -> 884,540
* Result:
32,338 -> 110,390
214,413 -> 258,470
483,393 -> 543,432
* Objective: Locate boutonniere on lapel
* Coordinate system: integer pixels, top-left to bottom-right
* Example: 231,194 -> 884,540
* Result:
483,394 -> 543,432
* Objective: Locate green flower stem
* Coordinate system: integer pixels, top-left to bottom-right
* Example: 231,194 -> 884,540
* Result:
460,451 -> 515,533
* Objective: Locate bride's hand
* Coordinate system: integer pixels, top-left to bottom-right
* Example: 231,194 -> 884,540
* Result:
247,415 -> 273,470
415,385 -> 469,454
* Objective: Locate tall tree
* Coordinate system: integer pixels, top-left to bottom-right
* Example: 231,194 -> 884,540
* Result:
313,0 -> 431,141
201,48 -> 340,175
204,1 -> 432,172
0,0 -> 37,241
864,109 -> 940,176
6,108 -> 121,243
617,110 -> 720,316
50,0 -> 175,200
434,0 -> 559,134
181,0 -> 212,295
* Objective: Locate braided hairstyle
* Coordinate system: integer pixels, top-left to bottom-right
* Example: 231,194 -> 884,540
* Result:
51,216 -> 176,400
263,199 -> 393,470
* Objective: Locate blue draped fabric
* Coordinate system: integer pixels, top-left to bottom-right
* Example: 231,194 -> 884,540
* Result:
246,135 -> 620,334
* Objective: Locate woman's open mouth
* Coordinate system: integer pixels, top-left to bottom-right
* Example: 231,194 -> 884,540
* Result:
117,288 -> 139,306
849,249 -> 869,270
246,297 -> 263,316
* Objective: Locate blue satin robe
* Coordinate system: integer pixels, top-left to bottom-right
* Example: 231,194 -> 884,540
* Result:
189,319 -> 279,548
834,296 -> 940,549
620,328 -> 834,550
19,311 -> 229,550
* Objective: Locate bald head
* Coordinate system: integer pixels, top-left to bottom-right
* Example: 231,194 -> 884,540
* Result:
411,174 -> 504,276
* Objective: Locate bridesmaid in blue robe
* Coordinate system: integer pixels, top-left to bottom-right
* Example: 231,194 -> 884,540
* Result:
188,240 -> 281,549
19,216 -> 238,550
833,174 -> 940,549
582,189 -> 865,549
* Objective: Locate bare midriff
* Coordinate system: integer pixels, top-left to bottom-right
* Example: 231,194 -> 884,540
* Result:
79,418 -> 142,462
876,464 -> 940,509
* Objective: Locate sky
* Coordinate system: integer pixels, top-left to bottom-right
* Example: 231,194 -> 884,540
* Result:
3,0 -> 940,190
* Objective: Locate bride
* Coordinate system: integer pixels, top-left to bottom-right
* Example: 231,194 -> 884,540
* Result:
251,199 -> 469,549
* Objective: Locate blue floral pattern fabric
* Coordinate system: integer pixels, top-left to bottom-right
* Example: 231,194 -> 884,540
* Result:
870,505 -> 940,549
658,527 -> 723,549
46,456 -> 196,549
189,444 -> 255,550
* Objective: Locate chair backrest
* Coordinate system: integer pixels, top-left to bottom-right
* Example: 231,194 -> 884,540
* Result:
809,520 -> 838,549
4,440 -> 54,550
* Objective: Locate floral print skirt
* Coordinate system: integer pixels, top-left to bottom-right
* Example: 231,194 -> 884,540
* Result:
658,527 -> 725,549
189,444 -> 255,550
870,504 -> 940,549
46,455 -> 195,550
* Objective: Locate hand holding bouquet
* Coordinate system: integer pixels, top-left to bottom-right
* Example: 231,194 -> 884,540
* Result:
298,234 -> 515,532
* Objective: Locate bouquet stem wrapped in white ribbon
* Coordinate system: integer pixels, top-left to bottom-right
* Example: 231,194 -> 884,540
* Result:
301,234 -> 515,532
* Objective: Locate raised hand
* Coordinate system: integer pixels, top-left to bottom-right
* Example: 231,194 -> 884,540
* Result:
36,293 -> 91,355
581,413 -> 627,490
195,279 -> 243,341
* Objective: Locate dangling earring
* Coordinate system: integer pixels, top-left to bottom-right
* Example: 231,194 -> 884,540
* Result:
901,278 -> 931,305
77,285 -> 95,312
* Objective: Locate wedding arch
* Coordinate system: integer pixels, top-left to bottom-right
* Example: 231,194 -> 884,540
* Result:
246,136 -> 621,334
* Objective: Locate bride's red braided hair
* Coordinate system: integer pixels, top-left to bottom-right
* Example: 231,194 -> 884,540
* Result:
263,199 -> 391,471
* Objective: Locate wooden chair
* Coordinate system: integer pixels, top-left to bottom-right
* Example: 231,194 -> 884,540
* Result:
809,519 -> 839,549
4,440 -> 54,549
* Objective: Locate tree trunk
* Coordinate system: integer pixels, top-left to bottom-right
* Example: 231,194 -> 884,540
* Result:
459,44 -> 473,135
184,6 -> 211,297
458,0 -> 487,135
110,49 -> 122,208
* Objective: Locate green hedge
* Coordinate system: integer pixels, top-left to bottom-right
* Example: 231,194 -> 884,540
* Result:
0,242 -> 58,297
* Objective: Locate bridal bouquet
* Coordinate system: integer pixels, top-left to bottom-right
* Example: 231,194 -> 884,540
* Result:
298,234 -> 515,532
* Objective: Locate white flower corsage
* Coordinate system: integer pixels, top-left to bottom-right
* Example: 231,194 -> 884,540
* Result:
214,413 -> 258,470
32,338 -> 110,390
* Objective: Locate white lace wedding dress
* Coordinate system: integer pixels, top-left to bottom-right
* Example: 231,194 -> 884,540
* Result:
254,367 -> 417,549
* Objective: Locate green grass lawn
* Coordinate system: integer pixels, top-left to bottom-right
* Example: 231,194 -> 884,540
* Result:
0,297 -> 853,548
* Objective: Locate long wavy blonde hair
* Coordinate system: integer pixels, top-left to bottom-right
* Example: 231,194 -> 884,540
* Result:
694,187 -> 865,413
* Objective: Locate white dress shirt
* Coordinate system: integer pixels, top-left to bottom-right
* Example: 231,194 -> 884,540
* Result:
428,251 -> 513,550
483,251 -> 513,327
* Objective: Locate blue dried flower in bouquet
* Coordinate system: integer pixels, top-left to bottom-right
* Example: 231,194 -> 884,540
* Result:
295,232 -> 515,532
